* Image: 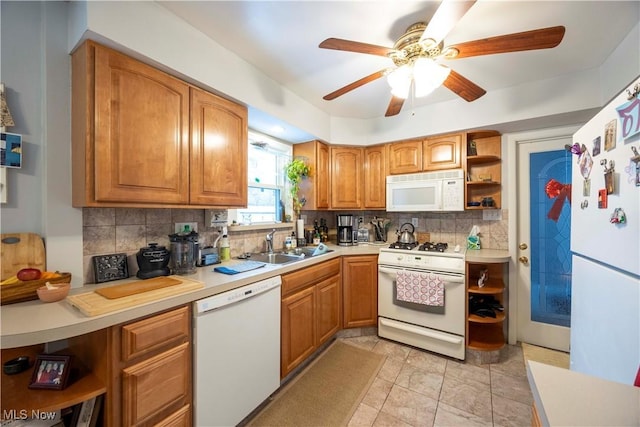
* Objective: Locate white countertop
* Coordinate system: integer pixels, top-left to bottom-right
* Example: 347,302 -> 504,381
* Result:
0,244 -> 509,349
527,361 -> 640,426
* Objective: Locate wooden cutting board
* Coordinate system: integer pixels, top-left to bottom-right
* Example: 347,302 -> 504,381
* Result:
95,276 -> 182,299
66,276 -> 204,317
1,233 -> 46,281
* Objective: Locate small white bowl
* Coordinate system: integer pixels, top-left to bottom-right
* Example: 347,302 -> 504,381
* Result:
37,283 -> 71,303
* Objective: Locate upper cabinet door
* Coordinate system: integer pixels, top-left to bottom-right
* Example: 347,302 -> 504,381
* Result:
93,44 -> 190,204
387,140 -> 422,175
364,145 -> 386,209
423,133 -> 463,171
190,87 -> 248,206
315,142 -> 330,209
330,147 -> 362,209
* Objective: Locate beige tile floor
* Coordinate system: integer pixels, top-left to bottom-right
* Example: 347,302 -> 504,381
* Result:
341,336 -> 533,427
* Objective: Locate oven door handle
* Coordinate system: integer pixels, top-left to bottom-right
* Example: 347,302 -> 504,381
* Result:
379,318 -> 463,344
378,267 -> 464,284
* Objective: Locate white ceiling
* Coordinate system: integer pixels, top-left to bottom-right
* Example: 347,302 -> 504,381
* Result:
157,1 -> 639,140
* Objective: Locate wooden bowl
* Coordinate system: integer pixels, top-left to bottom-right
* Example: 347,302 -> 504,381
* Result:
36,283 -> 71,303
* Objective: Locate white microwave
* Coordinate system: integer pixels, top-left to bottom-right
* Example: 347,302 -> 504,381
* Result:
386,169 -> 465,212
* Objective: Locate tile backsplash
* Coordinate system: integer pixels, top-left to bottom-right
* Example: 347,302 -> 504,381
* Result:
82,207 -> 508,284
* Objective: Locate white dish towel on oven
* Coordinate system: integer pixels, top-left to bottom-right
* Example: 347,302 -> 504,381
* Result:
396,270 -> 444,306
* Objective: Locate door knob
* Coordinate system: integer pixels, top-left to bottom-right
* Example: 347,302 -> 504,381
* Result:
519,243 -> 528,250
519,256 -> 529,265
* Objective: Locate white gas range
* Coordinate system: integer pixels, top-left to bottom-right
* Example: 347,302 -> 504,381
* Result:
378,242 -> 466,360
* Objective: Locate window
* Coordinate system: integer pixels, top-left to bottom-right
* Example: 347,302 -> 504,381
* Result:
233,131 -> 292,224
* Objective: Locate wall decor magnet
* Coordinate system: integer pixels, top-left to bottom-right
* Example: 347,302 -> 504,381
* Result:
579,149 -> 593,178
592,136 -> 601,157
617,81 -> 640,140
580,199 -> 588,209
565,142 -> 586,158
598,189 -> 608,209
583,178 -> 591,196
604,119 -> 617,151
601,158 -> 615,194
609,208 -> 626,224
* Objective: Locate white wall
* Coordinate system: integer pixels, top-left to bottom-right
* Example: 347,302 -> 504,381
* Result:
1,1 -> 83,285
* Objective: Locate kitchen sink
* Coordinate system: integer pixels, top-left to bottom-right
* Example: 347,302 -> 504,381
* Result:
240,252 -> 303,265
239,247 -> 333,265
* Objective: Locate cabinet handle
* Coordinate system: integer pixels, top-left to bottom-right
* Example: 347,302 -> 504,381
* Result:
518,256 -> 529,265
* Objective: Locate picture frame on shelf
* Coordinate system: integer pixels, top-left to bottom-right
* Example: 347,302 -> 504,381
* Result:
28,354 -> 72,390
467,139 -> 478,156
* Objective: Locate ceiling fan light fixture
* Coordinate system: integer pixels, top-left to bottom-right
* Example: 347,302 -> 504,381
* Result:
387,64 -> 412,99
413,58 -> 451,97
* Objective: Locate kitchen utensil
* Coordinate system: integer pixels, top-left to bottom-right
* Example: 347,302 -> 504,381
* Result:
397,223 -> 416,244
136,243 -> 171,279
1,233 -> 46,281
95,276 -> 181,299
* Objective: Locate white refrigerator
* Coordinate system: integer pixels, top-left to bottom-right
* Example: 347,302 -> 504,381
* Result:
570,77 -> 640,385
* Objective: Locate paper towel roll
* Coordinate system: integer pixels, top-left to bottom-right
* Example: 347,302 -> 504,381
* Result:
296,219 -> 305,238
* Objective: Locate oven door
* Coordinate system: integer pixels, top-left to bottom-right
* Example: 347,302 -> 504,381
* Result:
378,266 -> 465,335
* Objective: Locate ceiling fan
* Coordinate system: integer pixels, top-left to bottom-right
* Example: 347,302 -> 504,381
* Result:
319,0 -> 565,117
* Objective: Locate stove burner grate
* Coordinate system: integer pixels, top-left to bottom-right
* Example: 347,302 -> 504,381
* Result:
388,242 -> 418,250
418,242 -> 449,252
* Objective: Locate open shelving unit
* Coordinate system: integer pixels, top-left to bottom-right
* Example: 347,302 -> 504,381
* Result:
466,261 -> 508,352
465,130 -> 502,210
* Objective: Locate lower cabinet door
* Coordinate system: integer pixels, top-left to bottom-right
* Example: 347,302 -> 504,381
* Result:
281,286 -> 316,378
316,274 -> 341,345
122,342 -> 190,426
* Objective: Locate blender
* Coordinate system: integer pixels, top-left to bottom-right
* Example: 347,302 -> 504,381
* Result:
169,229 -> 199,275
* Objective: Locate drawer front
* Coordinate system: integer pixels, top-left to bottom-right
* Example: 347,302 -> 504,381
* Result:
122,342 -> 191,426
282,258 -> 340,296
155,404 -> 191,427
121,306 -> 190,362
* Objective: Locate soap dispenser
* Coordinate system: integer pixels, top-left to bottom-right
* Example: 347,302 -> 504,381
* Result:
220,234 -> 230,261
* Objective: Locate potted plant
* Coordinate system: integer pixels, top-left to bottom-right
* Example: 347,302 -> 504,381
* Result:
285,157 -> 310,218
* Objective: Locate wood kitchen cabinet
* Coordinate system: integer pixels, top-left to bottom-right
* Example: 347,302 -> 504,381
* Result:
387,139 -> 422,175
281,258 -> 341,378
388,133 -> 463,175
110,305 -> 192,426
293,140 -> 330,210
72,40 -> 247,208
190,87 -> 247,206
330,146 -> 363,209
342,255 -> 378,328
466,262 -> 507,352
423,133 -> 463,171
363,144 -> 387,209
465,130 -> 502,210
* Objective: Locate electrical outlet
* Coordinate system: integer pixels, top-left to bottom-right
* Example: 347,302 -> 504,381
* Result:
411,217 -> 419,228
357,216 -> 365,226
482,210 -> 502,221
175,222 -> 198,233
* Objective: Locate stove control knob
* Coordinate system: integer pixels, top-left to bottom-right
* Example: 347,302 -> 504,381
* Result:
396,255 -> 403,261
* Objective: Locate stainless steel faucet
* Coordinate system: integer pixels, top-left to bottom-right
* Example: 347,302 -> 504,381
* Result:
266,229 -> 276,253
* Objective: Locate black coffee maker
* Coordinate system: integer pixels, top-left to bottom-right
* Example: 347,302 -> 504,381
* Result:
136,243 -> 171,279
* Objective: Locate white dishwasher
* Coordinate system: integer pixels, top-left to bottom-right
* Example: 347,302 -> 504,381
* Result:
194,275 -> 281,427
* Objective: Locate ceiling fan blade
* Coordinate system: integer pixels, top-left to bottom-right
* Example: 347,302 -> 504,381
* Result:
442,69 -> 486,102
420,0 -> 476,46
319,38 -> 395,57
447,26 -> 566,59
323,69 -> 387,101
385,96 -> 405,117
